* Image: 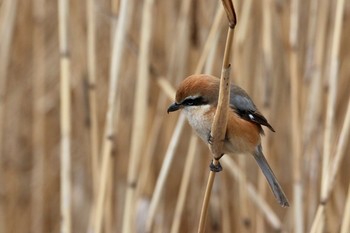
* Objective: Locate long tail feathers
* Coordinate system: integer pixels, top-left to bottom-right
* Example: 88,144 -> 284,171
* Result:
253,145 -> 289,207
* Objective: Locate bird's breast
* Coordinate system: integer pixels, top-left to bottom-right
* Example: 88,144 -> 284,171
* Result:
183,105 -> 214,143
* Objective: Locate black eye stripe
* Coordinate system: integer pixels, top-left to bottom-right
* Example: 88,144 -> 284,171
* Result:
181,97 -> 208,106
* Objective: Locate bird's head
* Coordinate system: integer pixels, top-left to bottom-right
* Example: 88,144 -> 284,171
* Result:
167,74 -> 220,113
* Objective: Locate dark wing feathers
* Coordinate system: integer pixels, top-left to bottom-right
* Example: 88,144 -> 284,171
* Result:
230,85 -> 275,132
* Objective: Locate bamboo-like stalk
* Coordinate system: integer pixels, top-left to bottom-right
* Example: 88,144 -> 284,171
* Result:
145,2 -> 223,231
195,4 -> 224,74
0,0 -> 17,159
231,1 -> 251,230
31,0 -> 45,232
237,156 -> 250,233
304,0 -> 318,81
122,0 -> 153,231
0,2 -> 17,231
340,183 -> 350,233
170,135 -> 198,233
320,0 -> 345,203
197,164 -> 219,233
85,0 -> 100,231
220,172 -> 231,233
145,114 -> 186,232
156,77 -> 176,100
91,0 -> 133,232
326,97 -> 350,200
198,4 -> 236,232
309,205 -> 325,233
257,0 -> 274,231
86,0 -> 99,201
289,0 -> 304,232
309,94 -> 350,233
58,0 -> 72,232
309,0 -> 345,231
170,25 -> 220,232
304,0 -> 329,228
221,156 -> 283,230
103,157 -> 114,233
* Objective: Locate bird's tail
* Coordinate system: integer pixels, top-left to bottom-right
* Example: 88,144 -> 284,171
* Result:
253,145 -> 289,207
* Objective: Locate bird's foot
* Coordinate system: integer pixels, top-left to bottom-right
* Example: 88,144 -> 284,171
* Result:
207,133 -> 213,145
209,160 -> 223,172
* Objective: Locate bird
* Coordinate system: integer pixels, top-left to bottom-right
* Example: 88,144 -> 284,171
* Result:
167,74 -> 289,207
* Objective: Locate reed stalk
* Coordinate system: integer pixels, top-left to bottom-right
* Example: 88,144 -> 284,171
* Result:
86,0 -> 99,200
145,114 -> 186,232
122,0 -> 153,231
169,135 -> 198,233
92,0 -> 133,232
145,2 -> 223,231
198,1 -> 236,231
289,0 -> 304,232
304,0 -> 329,227
31,0 -> 45,232
221,156 -> 283,230
170,23 -> 220,232
0,0 -> 17,157
340,183 -> 350,233
58,0 -> 71,232
309,0 -> 345,231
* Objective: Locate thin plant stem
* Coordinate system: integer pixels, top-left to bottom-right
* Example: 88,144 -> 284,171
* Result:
122,0 -> 153,231
58,0 -> 72,232
0,0 -> 17,159
197,160 -> 219,233
340,183 -> 350,233
145,2 -> 224,230
221,157 -> 283,230
170,135 -> 198,233
86,0 -> 99,200
198,0 -> 236,231
145,114 -> 186,232
31,0 -> 46,232
92,0 -> 133,232
289,0 -> 304,232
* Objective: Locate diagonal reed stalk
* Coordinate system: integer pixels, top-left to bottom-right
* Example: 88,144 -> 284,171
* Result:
170,16 -> 221,232
309,0 -> 346,232
144,3 -> 224,232
221,156 -> 283,230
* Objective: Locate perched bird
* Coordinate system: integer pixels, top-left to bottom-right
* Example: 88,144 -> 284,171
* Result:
167,74 -> 289,207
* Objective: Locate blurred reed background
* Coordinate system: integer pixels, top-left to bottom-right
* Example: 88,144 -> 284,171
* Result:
0,0 -> 350,232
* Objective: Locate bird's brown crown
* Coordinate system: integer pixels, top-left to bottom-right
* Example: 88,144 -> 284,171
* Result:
175,74 -> 220,104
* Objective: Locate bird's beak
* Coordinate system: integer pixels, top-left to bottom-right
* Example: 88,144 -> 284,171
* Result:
167,103 -> 181,113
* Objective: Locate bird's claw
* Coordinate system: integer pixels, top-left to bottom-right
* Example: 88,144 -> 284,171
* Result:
208,133 -> 214,145
209,160 -> 223,172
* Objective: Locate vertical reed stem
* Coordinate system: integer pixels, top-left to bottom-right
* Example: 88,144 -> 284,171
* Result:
92,0 -> 133,232
58,0 -> 71,232
122,0 -> 153,231
0,1 -> 17,231
289,0 -> 304,232
31,0 -> 45,232
86,0 -> 99,200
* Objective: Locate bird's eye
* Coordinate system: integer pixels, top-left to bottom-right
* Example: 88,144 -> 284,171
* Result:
184,99 -> 194,106
182,97 -> 208,106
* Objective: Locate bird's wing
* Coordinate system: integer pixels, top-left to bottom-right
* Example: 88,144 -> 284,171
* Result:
230,85 -> 275,132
